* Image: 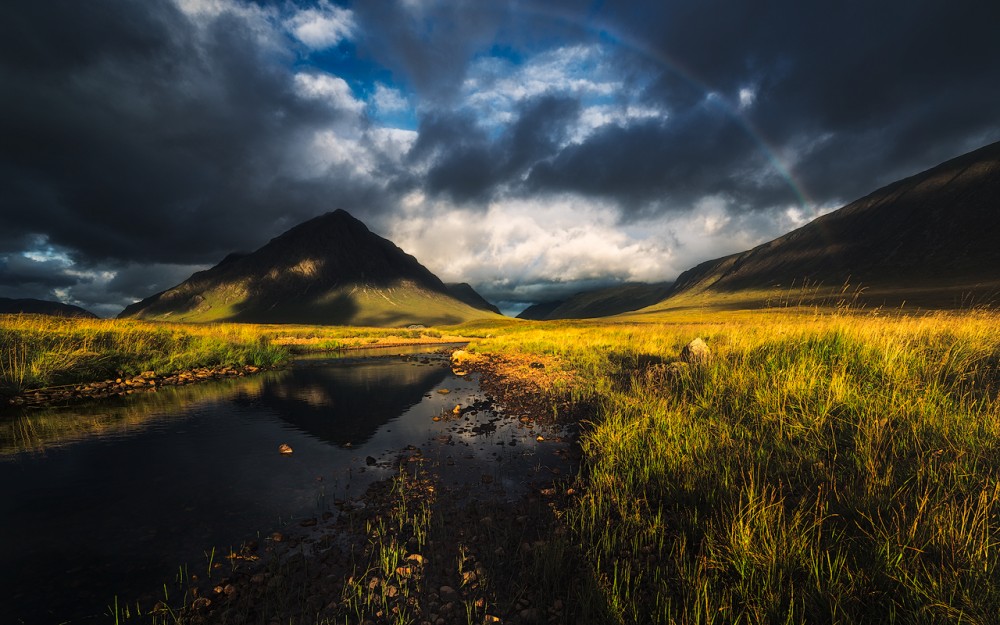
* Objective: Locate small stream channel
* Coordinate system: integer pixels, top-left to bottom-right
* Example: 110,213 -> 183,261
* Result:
0,346 -> 573,624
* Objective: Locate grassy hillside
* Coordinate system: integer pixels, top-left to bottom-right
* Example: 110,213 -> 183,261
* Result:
632,279 -> 1000,316
543,282 -> 673,319
124,280 -> 503,326
657,141 -> 1000,310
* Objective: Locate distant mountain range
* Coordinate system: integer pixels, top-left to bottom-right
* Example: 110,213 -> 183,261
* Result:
0,297 -> 97,318
120,210 -> 501,326
518,282 -> 673,320
116,141 -> 1000,325
649,140 -> 1000,310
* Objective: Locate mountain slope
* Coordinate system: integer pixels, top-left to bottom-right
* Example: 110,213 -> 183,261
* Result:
120,210 -> 501,326
516,300 -> 565,320
546,282 -> 674,319
656,141 -> 1000,309
517,282 -> 673,320
0,297 -> 97,318
446,283 -> 502,315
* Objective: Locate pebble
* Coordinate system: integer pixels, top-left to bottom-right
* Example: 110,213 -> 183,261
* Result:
439,585 -> 458,602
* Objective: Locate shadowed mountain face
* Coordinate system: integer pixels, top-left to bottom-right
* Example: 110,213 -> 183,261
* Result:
446,283 -> 502,315
119,210 -> 498,325
662,141 -> 1000,306
0,297 -> 97,318
517,300 -> 565,320
518,282 -> 673,320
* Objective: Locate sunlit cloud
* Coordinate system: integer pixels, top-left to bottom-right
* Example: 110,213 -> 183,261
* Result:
293,72 -> 364,114
286,1 -> 356,49
372,83 -> 409,114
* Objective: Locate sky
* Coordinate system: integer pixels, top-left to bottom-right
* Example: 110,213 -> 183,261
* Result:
2,1 -> 999,317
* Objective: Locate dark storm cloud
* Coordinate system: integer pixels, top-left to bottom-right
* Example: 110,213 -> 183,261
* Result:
607,0 -> 1000,204
1,0 -> 387,268
349,1 -> 591,105
0,255 -> 77,289
2,0 -> 999,314
526,107 -> 798,212
412,95 -> 580,201
362,0 -> 1000,217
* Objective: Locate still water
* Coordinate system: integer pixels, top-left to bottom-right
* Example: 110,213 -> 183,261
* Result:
0,347 -> 569,624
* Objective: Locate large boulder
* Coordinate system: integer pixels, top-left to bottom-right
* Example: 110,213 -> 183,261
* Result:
679,338 -> 711,365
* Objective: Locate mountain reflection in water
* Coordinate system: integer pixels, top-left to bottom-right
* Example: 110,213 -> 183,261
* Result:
251,360 -> 448,447
0,350 -> 481,625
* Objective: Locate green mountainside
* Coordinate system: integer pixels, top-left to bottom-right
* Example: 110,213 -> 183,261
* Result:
119,210 -> 502,326
518,282 -> 673,320
646,141 -> 1000,311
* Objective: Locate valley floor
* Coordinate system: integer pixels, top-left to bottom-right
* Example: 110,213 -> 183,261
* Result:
4,307 -> 1000,624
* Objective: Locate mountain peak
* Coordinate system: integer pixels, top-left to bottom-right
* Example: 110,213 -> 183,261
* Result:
120,211 -> 498,325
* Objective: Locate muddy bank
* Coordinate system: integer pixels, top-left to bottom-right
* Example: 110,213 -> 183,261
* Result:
4,363 -> 276,409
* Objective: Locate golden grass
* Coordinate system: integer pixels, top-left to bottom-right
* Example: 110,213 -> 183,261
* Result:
459,306 -> 1000,623
6,304 -> 1000,623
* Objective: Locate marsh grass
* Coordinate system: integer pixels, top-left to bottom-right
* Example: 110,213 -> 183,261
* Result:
11,306 -> 1000,624
465,308 -> 1000,623
0,314 -> 289,397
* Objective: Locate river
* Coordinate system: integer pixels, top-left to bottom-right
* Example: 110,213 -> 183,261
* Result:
0,346 -> 571,624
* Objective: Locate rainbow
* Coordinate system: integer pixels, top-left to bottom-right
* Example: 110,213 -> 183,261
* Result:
508,3 -> 817,216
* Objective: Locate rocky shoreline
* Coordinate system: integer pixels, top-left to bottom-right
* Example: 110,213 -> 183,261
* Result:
4,363 -> 273,409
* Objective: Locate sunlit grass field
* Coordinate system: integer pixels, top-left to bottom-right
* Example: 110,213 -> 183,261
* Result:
0,314 -> 472,397
462,307 -> 1000,623
4,305 -> 1000,623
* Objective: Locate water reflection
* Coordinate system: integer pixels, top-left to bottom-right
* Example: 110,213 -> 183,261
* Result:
253,360 -> 448,447
0,349 -> 569,625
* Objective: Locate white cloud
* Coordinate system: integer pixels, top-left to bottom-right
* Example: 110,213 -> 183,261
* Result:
387,194 -> 676,297
171,0 -> 287,51
286,1 -> 356,50
572,104 -> 666,142
461,45 -> 621,126
300,126 -> 417,181
372,83 -> 409,114
293,72 -> 364,114
457,43 -> 668,149
368,127 -> 418,158
738,87 -> 756,109
173,0 -> 237,19
383,188 -> 836,305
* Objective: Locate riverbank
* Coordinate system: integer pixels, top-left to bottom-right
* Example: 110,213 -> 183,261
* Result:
0,313 -> 476,409
111,348 -> 587,625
